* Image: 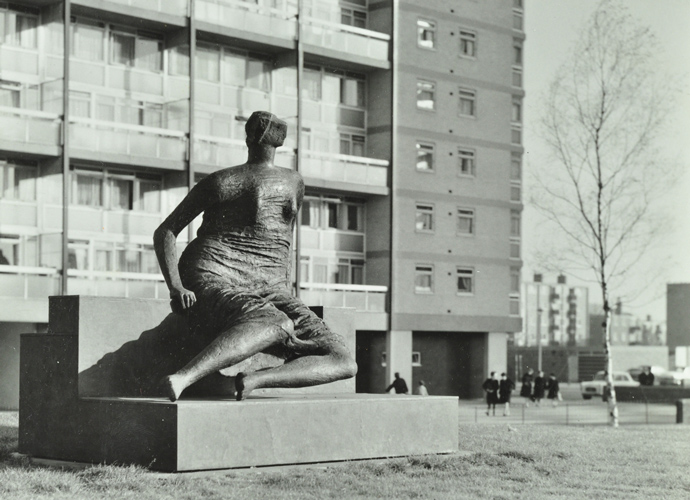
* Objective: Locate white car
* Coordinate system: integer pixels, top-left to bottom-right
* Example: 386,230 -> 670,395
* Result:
580,371 -> 639,400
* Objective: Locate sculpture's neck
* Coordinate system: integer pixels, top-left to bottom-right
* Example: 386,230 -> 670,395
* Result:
247,145 -> 276,165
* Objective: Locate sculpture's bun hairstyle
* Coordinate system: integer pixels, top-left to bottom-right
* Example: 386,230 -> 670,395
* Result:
245,111 -> 287,148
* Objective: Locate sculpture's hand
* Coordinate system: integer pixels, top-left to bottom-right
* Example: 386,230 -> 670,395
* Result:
170,287 -> 196,315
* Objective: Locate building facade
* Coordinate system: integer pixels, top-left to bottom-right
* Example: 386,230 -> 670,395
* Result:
0,0 -> 523,407
517,274 -> 588,347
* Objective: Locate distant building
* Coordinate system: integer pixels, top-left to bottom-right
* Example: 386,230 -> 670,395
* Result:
667,283 -> 690,351
517,274 -> 589,347
589,301 -> 665,347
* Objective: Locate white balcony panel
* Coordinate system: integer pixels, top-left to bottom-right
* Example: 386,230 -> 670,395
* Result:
71,60 -> 106,87
105,0 -> 188,17
106,211 -> 162,236
0,266 -> 60,299
70,120 -> 187,162
299,284 -> 387,313
67,271 -> 166,299
0,201 -> 38,227
196,0 -> 296,40
108,66 -> 164,96
70,207 -> 103,232
0,108 -> 61,151
0,46 -> 39,76
301,152 -> 388,190
198,82 -> 222,105
302,20 -> 389,63
194,137 -> 294,170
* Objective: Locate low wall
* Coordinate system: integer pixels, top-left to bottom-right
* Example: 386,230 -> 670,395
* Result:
616,386 -> 690,403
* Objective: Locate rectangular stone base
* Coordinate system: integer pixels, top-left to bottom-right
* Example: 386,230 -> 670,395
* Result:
26,394 -> 458,472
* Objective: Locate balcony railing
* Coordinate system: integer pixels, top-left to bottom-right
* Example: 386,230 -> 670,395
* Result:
102,0 -> 189,17
301,17 -> 389,63
70,118 -> 187,163
0,265 -> 60,299
194,136 -> 295,170
0,106 -> 61,151
67,270 -> 167,299
301,151 -> 388,188
299,283 -> 387,313
196,0 -> 296,40
0,45 -> 39,75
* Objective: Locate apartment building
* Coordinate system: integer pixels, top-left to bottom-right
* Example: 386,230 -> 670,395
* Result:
518,274 -> 589,348
0,0 -> 523,407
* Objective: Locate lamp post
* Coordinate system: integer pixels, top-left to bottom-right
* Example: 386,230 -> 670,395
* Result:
537,307 -> 543,371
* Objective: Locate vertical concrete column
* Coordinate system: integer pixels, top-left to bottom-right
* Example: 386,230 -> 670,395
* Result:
485,332 -> 507,376
386,330 -> 412,389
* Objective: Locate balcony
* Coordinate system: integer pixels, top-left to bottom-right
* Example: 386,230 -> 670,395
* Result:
194,136 -> 295,173
299,283 -> 386,313
101,0 -> 188,16
0,107 -> 61,156
0,265 -> 60,300
301,17 -> 390,69
67,270 -> 167,299
0,200 -> 39,229
0,45 -> 39,77
195,0 -> 296,48
73,0 -> 188,24
69,118 -> 187,169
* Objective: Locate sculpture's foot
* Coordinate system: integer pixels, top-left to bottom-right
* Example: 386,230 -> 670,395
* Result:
164,374 -> 186,402
235,372 -> 257,401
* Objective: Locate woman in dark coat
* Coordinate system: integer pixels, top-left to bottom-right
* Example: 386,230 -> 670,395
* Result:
546,373 -> 560,407
533,370 -> 546,406
482,372 -> 499,416
520,367 -> 534,406
499,372 -> 515,416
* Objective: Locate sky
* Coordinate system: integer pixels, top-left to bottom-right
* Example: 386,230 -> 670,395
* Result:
522,0 -> 690,323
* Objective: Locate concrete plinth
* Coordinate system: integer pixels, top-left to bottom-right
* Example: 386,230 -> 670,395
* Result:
19,296 -> 459,471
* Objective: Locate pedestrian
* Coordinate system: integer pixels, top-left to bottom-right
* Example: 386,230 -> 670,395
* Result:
546,373 -> 561,407
482,371 -> 499,416
416,380 -> 429,396
499,372 -> 515,416
533,370 -> 546,407
385,372 -> 409,394
639,366 -> 655,386
520,367 -> 534,407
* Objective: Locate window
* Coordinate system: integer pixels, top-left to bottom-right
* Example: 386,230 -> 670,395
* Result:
69,91 -> 91,118
511,211 -> 521,237
510,268 -> 520,293
417,19 -> 436,49
459,30 -> 476,57
510,297 -> 520,315
512,100 -> 522,122
0,161 -> 36,201
341,7 -> 366,28
458,88 -> 476,117
339,134 -> 365,156
196,43 -> 221,82
299,256 -> 365,285
415,265 -> 433,293
511,154 -> 522,180
512,68 -> 522,87
95,96 -> 162,127
458,149 -> 476,176
456,267 -> 474,294
416,142 -> 434,171
417,80 -> 435,110
0,5 -> 38,49
71,19 -> 105,61
0,82 -> 20,108
412,352 -> 422,367
71,168 -> 161,212
457,208 -> 475,235
340,75 -> 365,107
303,67 -> 322,100
301,196 -> 364,232
513,11 -> 523,31
511,185 -> 521,202
511,126 -> 522,144
513,40 -> 523,66
513,0 -> 523,7
110,29 -> 162,72
169,45 -> 190,76
415,203 -> 434,232
510,239 -> 521,259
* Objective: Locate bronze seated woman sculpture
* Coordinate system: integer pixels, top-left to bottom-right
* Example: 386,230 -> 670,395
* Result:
154,111 -> 357,401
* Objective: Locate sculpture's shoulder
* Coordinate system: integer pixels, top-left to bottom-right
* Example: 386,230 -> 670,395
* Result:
206,164 -> 303,202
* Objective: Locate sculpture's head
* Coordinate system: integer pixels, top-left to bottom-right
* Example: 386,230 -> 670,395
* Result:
245,111 -> 287,148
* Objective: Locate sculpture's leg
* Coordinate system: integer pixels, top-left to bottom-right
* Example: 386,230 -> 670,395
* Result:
235,342 -> 357,400
164,314 -> 293,402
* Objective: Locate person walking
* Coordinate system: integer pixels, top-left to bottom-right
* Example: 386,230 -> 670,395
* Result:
385,372 -> 409,394
639,366 -> 655,386
546,373 -> 561,407
482,372 -> 499,416
416,380 -> 429,396
520,367 -> 534,407
499,372 -> 515,416
533,370 -> 546,407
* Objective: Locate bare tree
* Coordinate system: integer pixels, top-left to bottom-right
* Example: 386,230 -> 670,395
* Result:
532,0 -> 678,427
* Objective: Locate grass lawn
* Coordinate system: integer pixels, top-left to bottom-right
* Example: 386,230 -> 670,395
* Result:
2,411 -> 689,500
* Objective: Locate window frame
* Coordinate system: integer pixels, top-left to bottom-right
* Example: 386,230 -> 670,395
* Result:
459,28 -> 477,58
458,87 -> 476,117
415,141 -> 435,172
414,264 -> 434,294
417,18 -> 436,50
456,267 -> 475,295
416,79 -> 436,111
457,207 -> 475,236
458,148 -> 476,177
415,202 -> 435,233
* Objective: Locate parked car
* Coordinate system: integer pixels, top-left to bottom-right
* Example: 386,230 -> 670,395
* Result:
657,367 -> 690,386
580,371 -> 639,400
627,365 -> 669,385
